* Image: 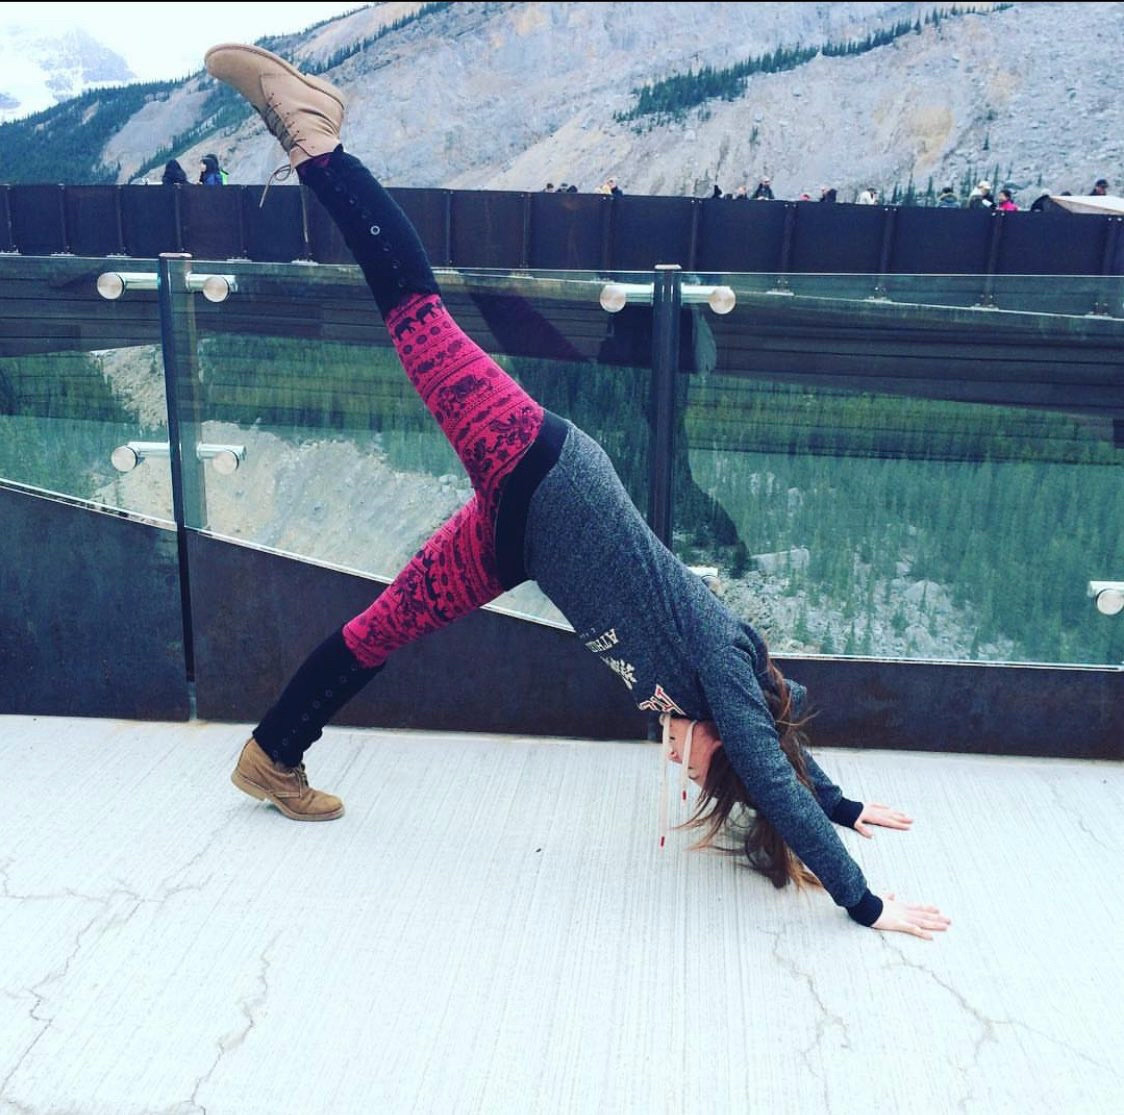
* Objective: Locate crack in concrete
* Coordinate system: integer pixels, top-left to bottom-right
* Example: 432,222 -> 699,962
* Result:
766,927 -> 850,1113
0,908 -> 105,1105
879,936 -> 1114,1108
0,1092 -> 40,1114
1,875 -> 139,905
880,936 -> 995,1111
0,811 -> 234,909
1044,780 -> 1115,854
0,806 -> 236,1109
185,934 -> 278,1115
1002,1020 -> 1113,1073
154,808 -> 243,898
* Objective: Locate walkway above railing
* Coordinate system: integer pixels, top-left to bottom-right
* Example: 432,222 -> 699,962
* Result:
3,181 -> 1124,278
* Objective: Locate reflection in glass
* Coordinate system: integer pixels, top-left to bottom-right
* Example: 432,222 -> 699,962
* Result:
676,376 -> 1123,668
180,275 -> 652,627
0,346 -> 172,522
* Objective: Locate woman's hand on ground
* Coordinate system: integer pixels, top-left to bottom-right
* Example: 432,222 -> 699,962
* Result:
872,893 -> 951,940
854,801 -> 913,838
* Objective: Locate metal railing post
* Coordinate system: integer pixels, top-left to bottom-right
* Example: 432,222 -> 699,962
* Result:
873,206 -> 897,298
977,212 -> 1004,308
600,271 -> 733,547
648,263 -> 682,545
157,252 -> 207,680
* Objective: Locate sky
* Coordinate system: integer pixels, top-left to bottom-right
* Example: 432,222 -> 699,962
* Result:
2,2 -> 369,83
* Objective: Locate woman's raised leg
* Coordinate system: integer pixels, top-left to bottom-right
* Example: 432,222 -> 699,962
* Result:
204,43 -> 545,814
296,149 -> 544,520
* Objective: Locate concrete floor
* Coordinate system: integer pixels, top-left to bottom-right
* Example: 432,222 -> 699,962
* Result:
0,715 -> 1121,1115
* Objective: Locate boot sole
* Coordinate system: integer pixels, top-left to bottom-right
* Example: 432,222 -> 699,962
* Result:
204,43 -> 347,112
231,768 -> 345,821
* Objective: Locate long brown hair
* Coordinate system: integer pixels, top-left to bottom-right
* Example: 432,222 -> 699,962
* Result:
683,658 -> 821,890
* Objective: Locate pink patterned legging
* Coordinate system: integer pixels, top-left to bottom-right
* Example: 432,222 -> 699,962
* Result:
341,292 -> 543,667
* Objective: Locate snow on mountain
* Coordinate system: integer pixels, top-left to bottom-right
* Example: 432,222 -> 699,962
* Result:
0,23 -> 135,122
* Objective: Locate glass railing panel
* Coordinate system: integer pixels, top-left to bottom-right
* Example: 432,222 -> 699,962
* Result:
0,258 -> 172,522
678,274 -> 1124,668
172,262 -> 654,626
713,272 -> 1124,318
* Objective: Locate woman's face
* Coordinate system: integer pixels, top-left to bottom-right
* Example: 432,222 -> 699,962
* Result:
665,717 -> 722,785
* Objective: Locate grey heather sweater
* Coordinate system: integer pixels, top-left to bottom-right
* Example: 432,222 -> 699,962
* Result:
525,420 -> 881,925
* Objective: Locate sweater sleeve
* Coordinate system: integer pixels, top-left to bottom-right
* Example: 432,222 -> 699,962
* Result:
698,643 -> 881,924
800,746 -> 864,829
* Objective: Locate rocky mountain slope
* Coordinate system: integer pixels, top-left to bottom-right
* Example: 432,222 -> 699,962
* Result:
2,2 -> 1122,203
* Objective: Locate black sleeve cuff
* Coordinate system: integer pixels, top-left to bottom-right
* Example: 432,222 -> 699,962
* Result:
846,889 -> 883,927
829,796 -> 864,829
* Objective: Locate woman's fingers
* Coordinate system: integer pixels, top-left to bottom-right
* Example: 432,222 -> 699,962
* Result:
905,905 -> 951,932
873,894 -> 951,939
918,914 -> 952,930
876,807 -> 913,824
855,804 -> 913,835
865,803 -> 914,829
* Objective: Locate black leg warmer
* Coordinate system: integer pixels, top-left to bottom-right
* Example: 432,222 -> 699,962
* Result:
253,629 -> 382,767
300,147 -> 440,318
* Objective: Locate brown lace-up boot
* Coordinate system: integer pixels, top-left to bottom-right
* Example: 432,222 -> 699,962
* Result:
231,737 -> 344,821
204,43 -> 345,169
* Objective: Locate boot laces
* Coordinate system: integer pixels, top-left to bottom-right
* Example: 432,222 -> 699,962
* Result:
259,98 -> 296,152
275,759 -> 310,793
259,162 -> 295,209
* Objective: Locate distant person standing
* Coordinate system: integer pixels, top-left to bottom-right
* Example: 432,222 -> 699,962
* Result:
967,180 -> 994,209
750,177 -> 774,200
856,186 -> 878,205
819,185 -> 837,203
996,188 -> 1018,212
161,159 -> 188,185
935,186 -> 960,208
199,154 -> 225,186
1091,178 -> 1109,196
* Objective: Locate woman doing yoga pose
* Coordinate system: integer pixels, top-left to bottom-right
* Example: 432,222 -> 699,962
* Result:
204,42 -> 950,941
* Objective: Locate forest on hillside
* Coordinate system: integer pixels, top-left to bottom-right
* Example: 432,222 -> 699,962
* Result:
617,4 -> 1011,128
1,339 -> 1120,668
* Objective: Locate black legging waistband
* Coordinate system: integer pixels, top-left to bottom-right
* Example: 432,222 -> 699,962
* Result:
494,410 -> 568,590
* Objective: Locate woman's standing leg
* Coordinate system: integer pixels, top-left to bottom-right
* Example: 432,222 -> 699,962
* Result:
206,44 -> 546,816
